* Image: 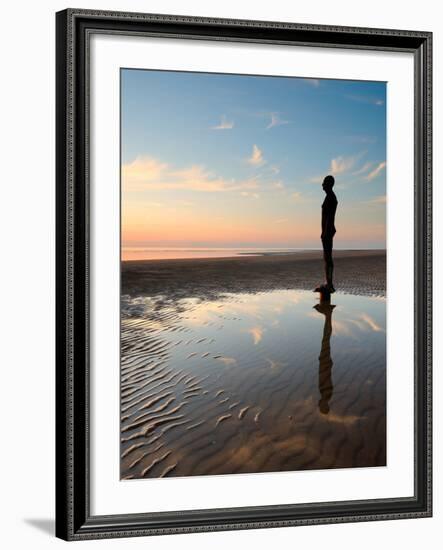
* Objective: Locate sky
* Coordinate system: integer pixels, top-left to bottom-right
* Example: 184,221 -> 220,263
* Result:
121,69 -> 386,252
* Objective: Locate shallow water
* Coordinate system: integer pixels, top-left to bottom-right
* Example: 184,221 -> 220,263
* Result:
121,246 -> 314,261
121,289 -> 386,479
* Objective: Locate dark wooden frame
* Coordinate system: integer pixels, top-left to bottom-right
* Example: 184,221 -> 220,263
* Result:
56,8 -> 432,541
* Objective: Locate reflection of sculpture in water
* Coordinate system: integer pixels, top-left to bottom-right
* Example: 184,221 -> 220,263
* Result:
315,175 -> 338,302
314,302 -> 335,415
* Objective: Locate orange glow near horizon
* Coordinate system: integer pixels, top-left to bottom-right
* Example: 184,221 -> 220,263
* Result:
122,192 -> 385,253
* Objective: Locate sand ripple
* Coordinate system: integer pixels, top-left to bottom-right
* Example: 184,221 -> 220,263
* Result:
120,287 -> 386,479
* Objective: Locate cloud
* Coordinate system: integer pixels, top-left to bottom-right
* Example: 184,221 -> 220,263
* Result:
365,161 -> 386,181
270,165 -> 280,175
122,156 -> 258,193
292,191 -> 302,201
330,155 -> 359,175
266,112 -> 289,130
275,218 -> 288,224
309,152 -> 366,183
123,157 -> 168,186
211,114 -> 234,130
352,161 -> 374,177
247,144 -> 265,166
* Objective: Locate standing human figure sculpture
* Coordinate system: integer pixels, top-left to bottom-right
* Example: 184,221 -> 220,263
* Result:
315,175 -> 338,300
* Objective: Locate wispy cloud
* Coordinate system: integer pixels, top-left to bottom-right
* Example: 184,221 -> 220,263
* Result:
330,154 -> 359,175
123,156 -> 258,193
352,161 -> 374,177
266,112 -> 289,130
275,218 -> 288,224
292,191 -> 302,201
365,161 -> 386,181
211,114 -> 234,130
247,144 -> 265,166
309,152 -> 366,183
345,94 -> 384,106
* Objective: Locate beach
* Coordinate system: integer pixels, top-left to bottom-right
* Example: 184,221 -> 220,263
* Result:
121,250 -> 386,479
122,249 -> 386,300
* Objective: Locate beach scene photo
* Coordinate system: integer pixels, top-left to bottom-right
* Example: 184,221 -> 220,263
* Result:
120,69 -> 387,479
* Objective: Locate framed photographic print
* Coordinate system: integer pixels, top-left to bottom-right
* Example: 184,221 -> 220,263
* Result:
55,9 -> 432,540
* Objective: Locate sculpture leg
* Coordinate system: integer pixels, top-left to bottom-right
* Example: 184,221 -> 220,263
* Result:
322,237 -> 334,289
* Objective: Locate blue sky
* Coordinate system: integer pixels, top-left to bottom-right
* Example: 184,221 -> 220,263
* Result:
121,69 -> 386,249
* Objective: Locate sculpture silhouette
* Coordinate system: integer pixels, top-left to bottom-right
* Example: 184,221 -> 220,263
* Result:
313,302 -> 335,415
315,175 -> 338,300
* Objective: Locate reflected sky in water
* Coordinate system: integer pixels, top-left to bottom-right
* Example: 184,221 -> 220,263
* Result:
121,289 -> 386,478
148,290 -> 386,385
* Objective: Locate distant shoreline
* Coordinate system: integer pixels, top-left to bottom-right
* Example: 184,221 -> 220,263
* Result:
122,249 -> 386,299
122,248 -> 386,263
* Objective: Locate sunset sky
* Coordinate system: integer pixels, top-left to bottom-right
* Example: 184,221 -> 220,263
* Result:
121,69 -> 386,254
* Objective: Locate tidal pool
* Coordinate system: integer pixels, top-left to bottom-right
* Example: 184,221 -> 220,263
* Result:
120,289 -> 386,479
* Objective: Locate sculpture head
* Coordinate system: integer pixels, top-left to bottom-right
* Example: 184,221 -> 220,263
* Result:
322,175 -> 335,193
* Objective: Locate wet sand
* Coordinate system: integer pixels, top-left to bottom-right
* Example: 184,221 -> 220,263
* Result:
121,251 -> 386,479
122,249 -> 386,300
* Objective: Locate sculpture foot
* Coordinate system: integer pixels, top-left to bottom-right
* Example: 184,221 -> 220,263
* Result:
314,284 -> 332,303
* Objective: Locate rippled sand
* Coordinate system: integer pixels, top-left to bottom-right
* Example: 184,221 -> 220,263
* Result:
121,253 -> 386,480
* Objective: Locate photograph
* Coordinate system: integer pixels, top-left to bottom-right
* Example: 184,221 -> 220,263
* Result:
120,69 -> 387,480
